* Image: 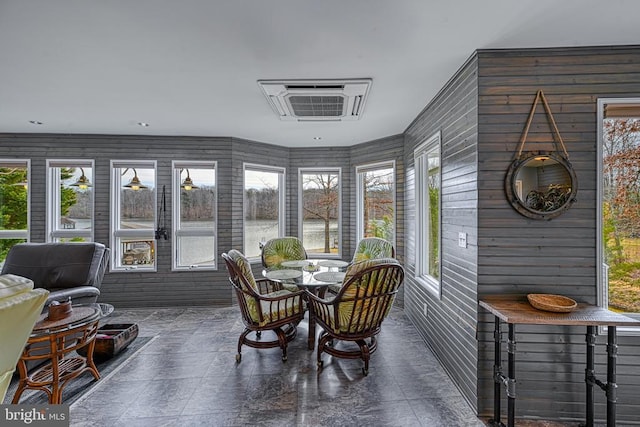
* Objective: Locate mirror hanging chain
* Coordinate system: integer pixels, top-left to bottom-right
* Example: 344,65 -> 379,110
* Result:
515,90 -> 570,160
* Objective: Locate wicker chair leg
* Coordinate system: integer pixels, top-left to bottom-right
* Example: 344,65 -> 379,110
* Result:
274,327 -> 288,362
357,339 -> 371,376
237,329 -> 251,363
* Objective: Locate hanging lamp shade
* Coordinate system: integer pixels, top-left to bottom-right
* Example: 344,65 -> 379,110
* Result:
70,168 -> 92,190
180,169 -> 199,191
123,169 -> 148,190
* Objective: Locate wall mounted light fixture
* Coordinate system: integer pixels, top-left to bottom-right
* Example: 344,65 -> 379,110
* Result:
70,167 -> 92,190
180,169 -> 199,191
122,168 -> 148,190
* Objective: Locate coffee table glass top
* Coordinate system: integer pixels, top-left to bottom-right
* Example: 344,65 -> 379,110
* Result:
31,303 -> 114,336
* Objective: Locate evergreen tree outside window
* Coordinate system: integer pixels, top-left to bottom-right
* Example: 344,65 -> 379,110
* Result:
0,159 -> 29,263
414,132 -> 441,297
46,159 -> 94,243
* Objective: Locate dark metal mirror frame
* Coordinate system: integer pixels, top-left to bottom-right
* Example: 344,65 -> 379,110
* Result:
505,90 -> 579,220
505,151 -> 578,220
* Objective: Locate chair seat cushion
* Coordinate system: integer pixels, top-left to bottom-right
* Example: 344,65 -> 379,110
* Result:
0,274 -> 34,299
257,290 -> 302,326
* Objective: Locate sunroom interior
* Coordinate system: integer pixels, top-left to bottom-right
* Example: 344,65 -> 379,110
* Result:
1,1 -> 640,425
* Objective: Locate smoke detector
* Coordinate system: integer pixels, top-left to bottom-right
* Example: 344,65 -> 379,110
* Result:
258,78 -> 372,121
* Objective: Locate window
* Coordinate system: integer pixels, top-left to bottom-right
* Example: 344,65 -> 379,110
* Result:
414,132 -> 441,296
356,161 -> 395,244
46,160 -> 94,243
0,159 -> 30,264
244,164 -> 285,259
598,99 -> 640,329
299,168 -> 341,257
110,160 -> 156,271
172,161 -> 217,270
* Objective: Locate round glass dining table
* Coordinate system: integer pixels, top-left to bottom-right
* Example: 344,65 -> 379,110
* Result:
263,259 -> 349,349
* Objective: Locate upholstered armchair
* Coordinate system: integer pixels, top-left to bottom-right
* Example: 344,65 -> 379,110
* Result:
222,250 -> 305,363
306,258 -> 404,375
0,274 -> 49,402
352,237 -> 395,263
0,242 -> 109,306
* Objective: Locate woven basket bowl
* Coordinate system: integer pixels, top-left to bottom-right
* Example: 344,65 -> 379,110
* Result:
527,294 -> 577,313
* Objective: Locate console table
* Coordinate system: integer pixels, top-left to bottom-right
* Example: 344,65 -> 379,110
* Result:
479,295 -> 640,427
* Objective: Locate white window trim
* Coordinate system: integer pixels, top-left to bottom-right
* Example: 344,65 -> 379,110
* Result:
46,159 -> 94,243
355,160 -> 396,245
243,163 -> 286,261
414,131 -> 441,298
110,160 -> 157,272
597,98 -> 640,335
172,160 -> 217,271
298,167 -> 342,259
0,159 -> 30,242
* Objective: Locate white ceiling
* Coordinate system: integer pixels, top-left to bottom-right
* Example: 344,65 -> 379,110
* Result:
1,0 -> 640,147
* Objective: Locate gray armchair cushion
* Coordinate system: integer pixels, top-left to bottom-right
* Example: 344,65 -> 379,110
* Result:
0,243 -> 109,306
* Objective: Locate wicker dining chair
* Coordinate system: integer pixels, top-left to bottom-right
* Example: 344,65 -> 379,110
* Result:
352,237 -> 395,263
222,250 -> 305,362
306,258 -> 404,375
261,236 -> 308,268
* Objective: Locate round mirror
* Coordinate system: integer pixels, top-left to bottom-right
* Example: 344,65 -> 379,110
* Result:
505,151 -> 578,220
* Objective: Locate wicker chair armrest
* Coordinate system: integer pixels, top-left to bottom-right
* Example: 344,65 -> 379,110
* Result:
255,277 -> 285,293
304,289 -> 336,326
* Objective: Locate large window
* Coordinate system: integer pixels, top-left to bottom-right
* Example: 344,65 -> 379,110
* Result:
414,132 -> 441,296
0,159 -> 30,264
172,161 -> 217,270
110,160 -> 156,271
598,99 -> 640,328
299,168 -> 341,257
244,164 -> 285,259
356,161 -> 395,244
46,160 -> 94,243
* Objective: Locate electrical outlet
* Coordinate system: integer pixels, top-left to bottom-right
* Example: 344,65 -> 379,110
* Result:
458,232 -> 467,248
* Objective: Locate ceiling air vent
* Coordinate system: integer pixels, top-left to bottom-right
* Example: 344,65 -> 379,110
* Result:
258,79 -> 372,121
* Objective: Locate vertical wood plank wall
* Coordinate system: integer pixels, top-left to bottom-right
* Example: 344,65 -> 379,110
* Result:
403,55 -> 480,409
476,46 -> 640,423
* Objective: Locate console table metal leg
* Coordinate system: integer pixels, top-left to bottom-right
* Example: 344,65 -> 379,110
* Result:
489,317 -> 504,427
606,326 -> 617,427
507,324 -> 516,427
585,325 -> 595,427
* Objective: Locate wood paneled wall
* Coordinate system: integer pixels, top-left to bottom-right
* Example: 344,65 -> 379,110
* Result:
475,45 -> 640,423
0,133 -> 406,308
403,54 -> 480,410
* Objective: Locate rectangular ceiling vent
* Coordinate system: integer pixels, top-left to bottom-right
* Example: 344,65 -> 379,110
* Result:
258,79 -> 372,121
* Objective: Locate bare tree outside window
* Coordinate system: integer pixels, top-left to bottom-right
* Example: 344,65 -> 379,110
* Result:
602,113 -> 640,314
301,170 -> 340,254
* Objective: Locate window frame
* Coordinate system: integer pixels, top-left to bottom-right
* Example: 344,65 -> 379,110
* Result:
110,160 -> 157,272
414,131 -> 442,298
298,167 -> 342,259
243,163 -> 286,261
172,160 -> 217,271
46,159 -> 94,243
355,160 -> 396,245
0,158 -> 30,247
597,98 -> 640,334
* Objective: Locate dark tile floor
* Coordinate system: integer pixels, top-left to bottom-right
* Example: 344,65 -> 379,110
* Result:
65,305 -> 485,426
